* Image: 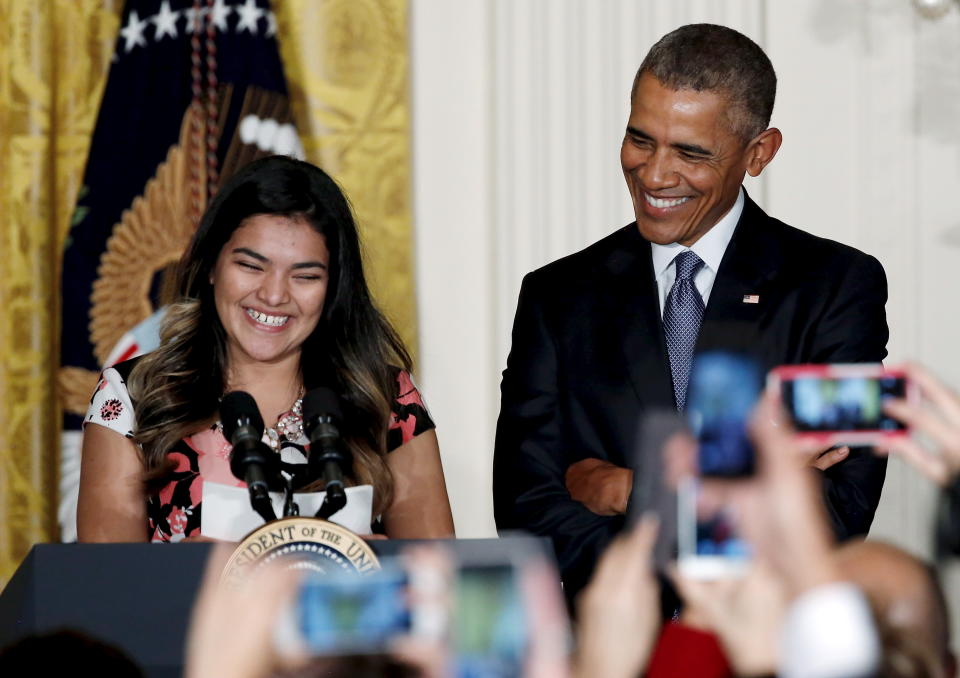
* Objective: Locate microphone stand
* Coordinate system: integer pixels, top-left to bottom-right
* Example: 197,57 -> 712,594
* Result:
311,436 -> 348,519
302,388 -> 351,520
220,391 -> 279,524
316,481 -> 346,520
241,450 -> 278,523
250,488 -> 277,523
282,475 -> 300,517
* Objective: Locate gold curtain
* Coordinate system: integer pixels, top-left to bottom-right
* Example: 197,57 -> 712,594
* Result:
279,0 -> 417,352
0,0 -> 415,589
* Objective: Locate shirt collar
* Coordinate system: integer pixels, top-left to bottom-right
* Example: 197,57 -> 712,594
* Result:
650,187 -> 745,277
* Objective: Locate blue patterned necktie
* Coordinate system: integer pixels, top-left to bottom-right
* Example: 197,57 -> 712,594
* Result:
663,250 -> 705,411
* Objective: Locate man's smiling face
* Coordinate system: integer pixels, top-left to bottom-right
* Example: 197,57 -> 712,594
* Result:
621,73 -> 753,247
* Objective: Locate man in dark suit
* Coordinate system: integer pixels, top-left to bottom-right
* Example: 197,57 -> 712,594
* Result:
493,24 -> 888,600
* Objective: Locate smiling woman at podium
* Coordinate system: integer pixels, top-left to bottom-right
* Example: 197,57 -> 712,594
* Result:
76,156 -> 454,543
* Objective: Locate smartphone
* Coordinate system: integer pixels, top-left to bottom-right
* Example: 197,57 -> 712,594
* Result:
769,364 -> 913,444
453,537 -> 565,677
630,409 -> 688,568
687,351 -> 764,477
274,540 -> 549,670
676,477 -> 751,579
275,561 -> 415,656
452,561 -> 527,677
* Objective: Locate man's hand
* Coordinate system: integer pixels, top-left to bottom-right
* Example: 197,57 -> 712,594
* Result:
565,458 -> 633,516
808,445 -> 849,471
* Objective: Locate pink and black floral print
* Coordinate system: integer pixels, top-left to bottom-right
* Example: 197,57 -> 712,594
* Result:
85,363 -> 435,542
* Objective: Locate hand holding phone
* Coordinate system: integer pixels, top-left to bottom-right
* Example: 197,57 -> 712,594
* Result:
876,362 -> 960,487
769,364 -> 915,445
273,539 -> 560,676
678,351 -> 763,579
275,562 -> 419,657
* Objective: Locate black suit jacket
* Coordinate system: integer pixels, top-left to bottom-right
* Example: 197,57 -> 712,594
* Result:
493,193 -> 889,598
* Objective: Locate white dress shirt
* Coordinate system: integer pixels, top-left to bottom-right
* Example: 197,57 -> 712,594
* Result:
651,187 -> 745,316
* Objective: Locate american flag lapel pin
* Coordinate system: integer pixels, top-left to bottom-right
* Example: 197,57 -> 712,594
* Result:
742,294 -> 760,304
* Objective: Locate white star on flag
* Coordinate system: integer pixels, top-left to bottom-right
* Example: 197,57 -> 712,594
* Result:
152,1 -> 180,41
210,0 -> 233,31
120,10 -> 148,52
184,6 -> 207,34
265,11 -> 278,37
236,0 -> 264,34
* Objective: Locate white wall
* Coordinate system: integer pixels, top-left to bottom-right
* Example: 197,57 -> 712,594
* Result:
411,0 -> 960,576
411,0 -> 497,537
763,0 -> 960,556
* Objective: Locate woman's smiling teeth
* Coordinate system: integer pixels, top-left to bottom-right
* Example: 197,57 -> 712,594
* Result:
644,193 -> 691,209
246,308 -> 290,327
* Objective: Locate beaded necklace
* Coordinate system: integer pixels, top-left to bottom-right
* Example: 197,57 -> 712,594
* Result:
265,396 -> 304,450
216,387 -> 305,451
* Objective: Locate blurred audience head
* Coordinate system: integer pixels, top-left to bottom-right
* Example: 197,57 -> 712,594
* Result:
836,541 -> 956,678
0,629 -> 143,677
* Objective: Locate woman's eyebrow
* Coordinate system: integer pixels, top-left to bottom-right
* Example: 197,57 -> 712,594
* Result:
233,247 -> 327,270
292,261 -> 327,270
232,247 -> 267,262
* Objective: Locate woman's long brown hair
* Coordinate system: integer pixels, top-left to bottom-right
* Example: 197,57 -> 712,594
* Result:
127,156 -> 411,515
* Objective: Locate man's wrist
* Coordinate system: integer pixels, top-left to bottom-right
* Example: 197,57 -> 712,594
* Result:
614,467 -> 634,514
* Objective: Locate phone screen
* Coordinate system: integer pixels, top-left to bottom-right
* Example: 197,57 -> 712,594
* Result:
294,566 -> 411,655
630,410 -> 687,568
782,374 -> 906,433
687,352 -> 763,477
280,545 -> 541,668
677,479 -> 750,578
453,564 -> 527,677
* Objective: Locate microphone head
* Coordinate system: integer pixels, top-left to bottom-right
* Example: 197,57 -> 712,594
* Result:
302,387 -> 343,429
220,391 -> 265,442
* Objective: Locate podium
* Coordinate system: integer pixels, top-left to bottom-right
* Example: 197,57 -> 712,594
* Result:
0,543 -> 214,677
0,538 -> 545,678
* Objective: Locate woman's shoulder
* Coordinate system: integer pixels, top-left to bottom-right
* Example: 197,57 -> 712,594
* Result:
111,355 -> 145,381
386,368 -> 435,451
84,362 -> 138,438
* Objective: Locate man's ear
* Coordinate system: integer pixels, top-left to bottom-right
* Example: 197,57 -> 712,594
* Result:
744,127 -> 782,177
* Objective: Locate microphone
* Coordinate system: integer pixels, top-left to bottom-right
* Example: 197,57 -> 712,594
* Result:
302,387 -> 351,519
220,391 -> 278,523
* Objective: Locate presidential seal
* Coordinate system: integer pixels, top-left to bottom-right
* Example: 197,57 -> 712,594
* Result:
221,517 -> 380,588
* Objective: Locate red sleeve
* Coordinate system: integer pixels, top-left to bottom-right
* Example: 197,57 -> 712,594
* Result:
645,623 -> 733,678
